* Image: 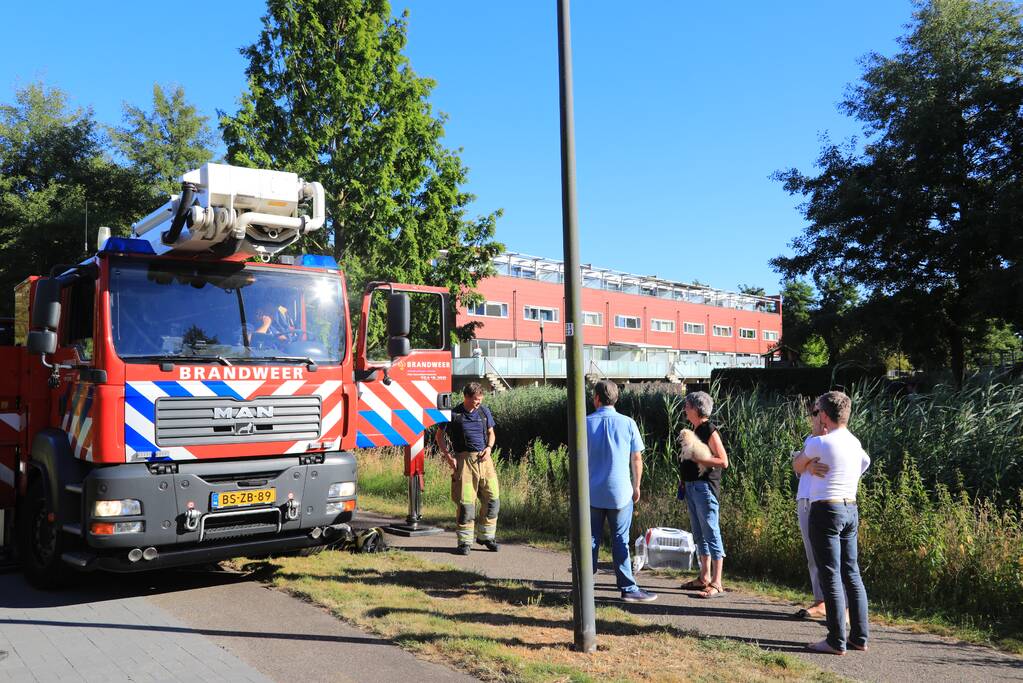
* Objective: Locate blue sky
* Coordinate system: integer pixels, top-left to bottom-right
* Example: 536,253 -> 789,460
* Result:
2,1 -> 913,294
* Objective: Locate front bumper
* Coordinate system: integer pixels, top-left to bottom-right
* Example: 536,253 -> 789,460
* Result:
73,452 -> 356,569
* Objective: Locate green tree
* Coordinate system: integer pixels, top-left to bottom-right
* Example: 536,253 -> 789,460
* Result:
812,274 -> 860,363
772,0 -> 1023,385
111,84 -> 216,197
0,83 -> 146,315
737,284 -> 767,296
779,278 -> 814,355
219,0 -> 503,340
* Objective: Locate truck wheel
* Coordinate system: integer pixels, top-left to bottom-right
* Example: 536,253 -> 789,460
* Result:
17,479 -> 73,589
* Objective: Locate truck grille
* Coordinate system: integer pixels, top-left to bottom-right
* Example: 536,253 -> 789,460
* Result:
154,395 -> 321,446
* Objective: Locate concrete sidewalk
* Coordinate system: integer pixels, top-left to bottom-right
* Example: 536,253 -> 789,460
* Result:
0,563 -> 475,683
360,511 -> 1023,683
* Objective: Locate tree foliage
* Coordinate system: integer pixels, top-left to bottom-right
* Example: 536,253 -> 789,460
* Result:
111,83 -> 217,197
219,0 -> 503,340
0,83 -> 147,315
772,0 -> 1023,383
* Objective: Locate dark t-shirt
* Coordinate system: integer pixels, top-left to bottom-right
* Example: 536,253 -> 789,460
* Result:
680,421 -> 722,500
442,404 -> 495,452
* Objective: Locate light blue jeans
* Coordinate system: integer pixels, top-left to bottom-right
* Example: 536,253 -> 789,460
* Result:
684,481 -> 726,560
590,502 -> 640,593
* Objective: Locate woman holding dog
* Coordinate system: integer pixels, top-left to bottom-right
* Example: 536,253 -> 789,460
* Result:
678,391 -> 729,598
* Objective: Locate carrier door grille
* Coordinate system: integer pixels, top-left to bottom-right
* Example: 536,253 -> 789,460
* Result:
155,396 -> 321,446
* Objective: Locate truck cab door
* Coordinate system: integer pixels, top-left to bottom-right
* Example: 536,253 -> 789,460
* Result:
353,283 -> 452,454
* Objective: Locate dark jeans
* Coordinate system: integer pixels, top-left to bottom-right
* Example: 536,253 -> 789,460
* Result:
809,501 -> 869,651
590,503 -> 639,593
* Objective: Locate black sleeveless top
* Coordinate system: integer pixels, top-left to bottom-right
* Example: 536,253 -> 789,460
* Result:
680,421 -> 722,500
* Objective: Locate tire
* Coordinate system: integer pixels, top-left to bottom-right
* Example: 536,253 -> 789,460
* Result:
17,479 -> 74,589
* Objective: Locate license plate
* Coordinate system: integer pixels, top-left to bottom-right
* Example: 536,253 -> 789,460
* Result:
211,488 -> 277,510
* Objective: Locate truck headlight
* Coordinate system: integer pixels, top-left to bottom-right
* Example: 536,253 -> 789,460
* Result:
93,499 -> 143,517
327,482 -> 355,498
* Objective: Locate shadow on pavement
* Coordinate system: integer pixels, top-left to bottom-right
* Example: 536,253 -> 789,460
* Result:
0,564 -> 260,609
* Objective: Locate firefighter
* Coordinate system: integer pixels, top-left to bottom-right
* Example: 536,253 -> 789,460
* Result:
435,382 -> 499,554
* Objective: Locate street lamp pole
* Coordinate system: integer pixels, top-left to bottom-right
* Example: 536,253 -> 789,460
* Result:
540,318 -> 547,385
557,0 -> 596,653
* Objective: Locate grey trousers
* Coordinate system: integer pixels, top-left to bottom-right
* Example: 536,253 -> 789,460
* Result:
797,498 -> 824,602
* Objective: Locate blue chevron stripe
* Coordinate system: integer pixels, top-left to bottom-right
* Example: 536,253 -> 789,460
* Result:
125,384 -> 155,421
360,410 -> 407,446
394,409 -> 426,435
425,408 -> 449,424
125,424 -> 158,453
204,381 -> 244,400
356,433 -> 375,448
153,381 -> 192,398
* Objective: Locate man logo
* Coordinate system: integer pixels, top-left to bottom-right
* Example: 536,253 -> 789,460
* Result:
213,406 -> 274,420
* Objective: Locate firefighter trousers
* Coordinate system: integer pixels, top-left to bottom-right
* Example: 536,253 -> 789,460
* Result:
451,451 -> 500,545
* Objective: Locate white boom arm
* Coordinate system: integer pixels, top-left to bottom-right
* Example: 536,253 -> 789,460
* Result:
131,163 -> 325,258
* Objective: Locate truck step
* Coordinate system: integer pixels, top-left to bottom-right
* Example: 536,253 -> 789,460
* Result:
61,523 -> 82,537
65,483 -> 83,495
60,552 -> 92,568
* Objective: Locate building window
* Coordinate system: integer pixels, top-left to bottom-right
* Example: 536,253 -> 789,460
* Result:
712,325 -> 732,337
740,328 -> 757,339
473,339 -> 515,357
651,319 -> 675,333
511,265 -> 536,279
683,322 -> 705,335
763,330 -> 779,342
468,301 -> 508,318
582,311 -> 603,327
614,315 -> 641,329
517,341 -> 541,358
523,305 -> 558,322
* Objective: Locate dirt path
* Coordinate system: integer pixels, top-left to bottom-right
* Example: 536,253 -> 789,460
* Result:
359,511 -> 1023,683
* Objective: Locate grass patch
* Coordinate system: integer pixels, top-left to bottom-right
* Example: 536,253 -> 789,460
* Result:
243,548 -> 827,682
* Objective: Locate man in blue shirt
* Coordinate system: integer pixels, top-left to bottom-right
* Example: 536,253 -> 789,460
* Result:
587,380 -> 657,602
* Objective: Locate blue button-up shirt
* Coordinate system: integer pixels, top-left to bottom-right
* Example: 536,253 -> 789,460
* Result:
586,406 -> 644,510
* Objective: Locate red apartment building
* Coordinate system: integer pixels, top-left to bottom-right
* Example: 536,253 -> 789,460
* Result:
453,252 -> 783,388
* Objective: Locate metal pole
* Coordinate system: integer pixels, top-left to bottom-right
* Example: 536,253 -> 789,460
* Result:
540,318 -> 548,385
557,0 -> 596,653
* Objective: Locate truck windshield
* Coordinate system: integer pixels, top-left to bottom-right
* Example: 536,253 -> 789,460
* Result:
109,258 -> 346,363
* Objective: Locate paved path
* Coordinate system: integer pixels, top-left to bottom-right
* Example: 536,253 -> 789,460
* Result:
0,564 -> 473,683
362,511 -> 1023,683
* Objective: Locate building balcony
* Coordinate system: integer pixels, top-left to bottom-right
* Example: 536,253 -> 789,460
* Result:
452,353 -> 763,382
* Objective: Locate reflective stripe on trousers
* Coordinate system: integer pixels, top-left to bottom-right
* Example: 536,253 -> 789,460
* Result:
451,451 -> 500,543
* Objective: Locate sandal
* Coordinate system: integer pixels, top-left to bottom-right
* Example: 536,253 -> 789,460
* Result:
697,583 -> 725,599
679,578 -> 709,590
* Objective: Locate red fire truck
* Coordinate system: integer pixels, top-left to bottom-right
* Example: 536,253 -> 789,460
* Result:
0,164 -> 452,586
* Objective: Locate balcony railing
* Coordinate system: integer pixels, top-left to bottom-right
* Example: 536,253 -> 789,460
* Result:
452,355 -> 764,381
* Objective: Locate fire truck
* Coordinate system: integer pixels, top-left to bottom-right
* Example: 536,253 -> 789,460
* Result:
0,163 -> 452,586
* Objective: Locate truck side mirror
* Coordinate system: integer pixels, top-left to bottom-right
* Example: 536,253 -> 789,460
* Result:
387,293 -> 410,337
386,293 -> 411,359
27,330 -> 57,355
31,278 -> 62,332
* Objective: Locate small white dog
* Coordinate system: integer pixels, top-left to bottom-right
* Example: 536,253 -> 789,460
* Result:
678,428 -> 714,476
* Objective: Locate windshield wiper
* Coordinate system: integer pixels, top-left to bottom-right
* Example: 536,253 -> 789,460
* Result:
238,355 -> 319,369
123,354 -> 232,366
